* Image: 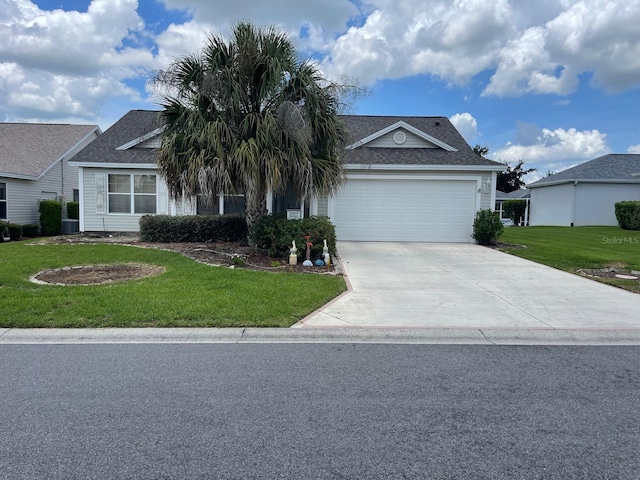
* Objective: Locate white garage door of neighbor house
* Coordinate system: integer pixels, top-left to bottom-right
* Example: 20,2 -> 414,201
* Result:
332,179 -> 477,242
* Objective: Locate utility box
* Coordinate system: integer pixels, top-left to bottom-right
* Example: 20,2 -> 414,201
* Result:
62,219 -> 80,234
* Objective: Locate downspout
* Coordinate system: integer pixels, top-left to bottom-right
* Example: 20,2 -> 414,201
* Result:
571,181 -> 577,227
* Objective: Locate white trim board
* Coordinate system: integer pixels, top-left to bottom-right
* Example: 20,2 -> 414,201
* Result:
115,127 -> 164,151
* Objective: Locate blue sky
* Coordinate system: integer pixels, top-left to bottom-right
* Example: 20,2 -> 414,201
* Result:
3,0 -> 640,183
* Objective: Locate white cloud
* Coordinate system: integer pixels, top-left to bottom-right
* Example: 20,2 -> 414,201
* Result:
492,124 -> 610,168
322,0 -> 516,85
627,145 -> 640,154
0,0 -> 153,120
318,0 -> 640,96
450,113 -> 479,143
158,0 -> 359,53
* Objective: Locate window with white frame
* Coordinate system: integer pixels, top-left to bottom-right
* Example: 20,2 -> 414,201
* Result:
108,174 -> 156,214
0,182 -> 6,219
196,193 -> 245,215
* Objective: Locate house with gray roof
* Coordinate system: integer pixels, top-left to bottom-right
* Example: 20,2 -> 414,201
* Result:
528,154 -> 640,226
0,123 -> 100,225
70,110 -> 504,242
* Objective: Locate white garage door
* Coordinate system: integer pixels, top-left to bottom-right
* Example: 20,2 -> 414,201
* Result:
331,179 -> 477,242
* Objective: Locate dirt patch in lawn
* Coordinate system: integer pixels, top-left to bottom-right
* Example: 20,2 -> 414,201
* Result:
36,234 -> 339,275
32,263 -> 166,286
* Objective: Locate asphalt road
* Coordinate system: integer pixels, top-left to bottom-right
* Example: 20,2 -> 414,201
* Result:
1,344 -> 638,479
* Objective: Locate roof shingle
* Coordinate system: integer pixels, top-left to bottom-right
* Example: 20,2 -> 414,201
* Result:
71,110 -> 502,168
529,154 -> 640,187
0,123 -> 98,177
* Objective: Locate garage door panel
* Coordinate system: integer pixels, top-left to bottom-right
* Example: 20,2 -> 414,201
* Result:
332,179 -> 476,242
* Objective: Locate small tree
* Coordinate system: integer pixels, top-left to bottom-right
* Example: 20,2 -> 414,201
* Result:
497,160 -> 536,193
472,209 -> 504,245
473,144 -> 490,157
503,199 -> 527,226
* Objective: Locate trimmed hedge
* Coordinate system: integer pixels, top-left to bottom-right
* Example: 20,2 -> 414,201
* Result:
615,201 -> 640,230
472,209 -> 504,245
249,215 -> 337,258
7,223 -> 23,241
67,201 -> 80,220
22,224 -> 39,237
139,214 -> 247,242
1,221 -> 22,241
39,200 -> 62,236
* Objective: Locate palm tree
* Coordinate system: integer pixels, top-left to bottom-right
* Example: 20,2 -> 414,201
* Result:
153,22 -> 347,230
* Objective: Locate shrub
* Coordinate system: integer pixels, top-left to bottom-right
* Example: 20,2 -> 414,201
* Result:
1,221 -> 22,241
39,200 -> 62,236
249,215 -> 337,258
503,199 -> 527,226
67,201 -> 80,220
7,223 -> 23,241
472,209 -> 504,245
139,214 -> 247,242
615,201 -> 640,230
22,224 -> 40,237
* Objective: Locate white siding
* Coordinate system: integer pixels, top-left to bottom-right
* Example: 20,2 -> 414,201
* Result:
366,128 -> 438,148
530,184 -> 574,226
574,183 -> 640,226
316,195 -> 329,217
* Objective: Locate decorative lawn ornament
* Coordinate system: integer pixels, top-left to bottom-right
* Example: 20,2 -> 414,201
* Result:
315,259 -> 325,267
289,240 -> 297,265
322,239 -> 330,267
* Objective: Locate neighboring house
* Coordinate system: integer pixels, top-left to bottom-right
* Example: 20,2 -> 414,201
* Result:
528,154 -> 640,226
70,110 -> 504,242
0,123 -> 100,225
495,189 -> 530,226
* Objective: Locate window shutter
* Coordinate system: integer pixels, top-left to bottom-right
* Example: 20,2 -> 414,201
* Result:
157,177 -> 168,214
95,173 -> 106,214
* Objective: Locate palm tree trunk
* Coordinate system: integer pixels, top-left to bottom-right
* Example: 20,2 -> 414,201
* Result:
245,180 -> 268,241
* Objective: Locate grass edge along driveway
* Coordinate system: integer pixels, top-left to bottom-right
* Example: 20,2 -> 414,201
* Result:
0,242 -> 346,328
499,226 -> 640,294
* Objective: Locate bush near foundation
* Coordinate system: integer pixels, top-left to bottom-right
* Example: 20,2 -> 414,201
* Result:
39,200 -> 62,236
615,201 -> 640,230
22,224 -> 40,238
1,221 -> 22,241
67,201 -> 80,220
472,209 -> 504,245
139,214 -> 247,242
249,215 -> 337,258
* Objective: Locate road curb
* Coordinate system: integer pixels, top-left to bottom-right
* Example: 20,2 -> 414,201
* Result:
1,327 -> 639,345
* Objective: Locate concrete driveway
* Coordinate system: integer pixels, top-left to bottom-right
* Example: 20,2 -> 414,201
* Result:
296,242 -> 640,329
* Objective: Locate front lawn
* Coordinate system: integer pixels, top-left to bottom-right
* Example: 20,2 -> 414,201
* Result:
499,226 -> 640,293
0,242 -> 346,328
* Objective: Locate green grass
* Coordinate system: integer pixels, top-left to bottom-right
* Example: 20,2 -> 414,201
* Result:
499,226 -> 640,293
0,242 -> 346,328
